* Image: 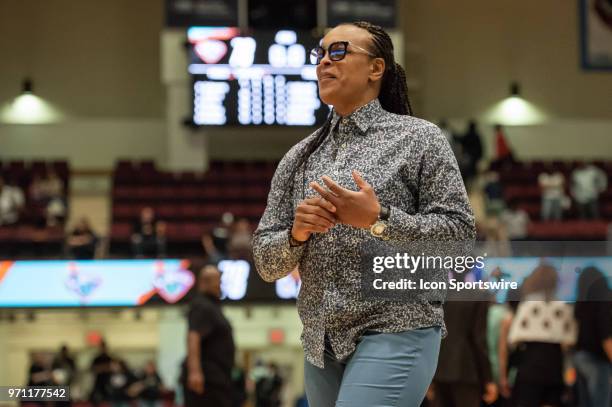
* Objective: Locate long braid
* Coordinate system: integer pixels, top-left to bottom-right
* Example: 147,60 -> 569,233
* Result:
350,21 -> 413,116
280,112 -> 333,203
281,21 -> 413,202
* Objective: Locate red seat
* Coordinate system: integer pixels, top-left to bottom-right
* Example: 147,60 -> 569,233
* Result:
111,223 -> 132,240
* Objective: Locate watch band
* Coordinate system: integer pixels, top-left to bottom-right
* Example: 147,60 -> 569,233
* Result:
378,205 -> 390,221
289,233 -> 307,247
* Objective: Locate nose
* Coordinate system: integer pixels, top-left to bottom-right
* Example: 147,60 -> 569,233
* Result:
319,50 -> 333,66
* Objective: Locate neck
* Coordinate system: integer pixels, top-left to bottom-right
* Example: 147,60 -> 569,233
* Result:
334,93 -> 378,117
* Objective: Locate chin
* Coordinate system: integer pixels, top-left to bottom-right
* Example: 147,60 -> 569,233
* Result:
318,87 -> 336,107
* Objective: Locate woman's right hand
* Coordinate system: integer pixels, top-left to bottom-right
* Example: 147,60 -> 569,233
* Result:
291,197 -> 337,242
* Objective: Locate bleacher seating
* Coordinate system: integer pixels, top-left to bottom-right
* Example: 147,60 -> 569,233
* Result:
490,160 -> 612,240
109,160 -> 278,256
0,160 -> 70,258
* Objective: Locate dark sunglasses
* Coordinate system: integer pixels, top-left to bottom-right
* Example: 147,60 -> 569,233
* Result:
309,41 -> 376,65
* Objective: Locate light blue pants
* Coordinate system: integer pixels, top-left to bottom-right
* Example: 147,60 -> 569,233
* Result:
573,350 -> 611,407
304,327 -> 441,407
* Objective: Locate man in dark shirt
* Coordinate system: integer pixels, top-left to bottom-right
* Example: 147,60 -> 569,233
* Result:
90,340 -> 113,406
184,265 -> 235,407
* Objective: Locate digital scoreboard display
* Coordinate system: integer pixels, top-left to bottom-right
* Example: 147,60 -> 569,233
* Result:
187,27 -> 329,126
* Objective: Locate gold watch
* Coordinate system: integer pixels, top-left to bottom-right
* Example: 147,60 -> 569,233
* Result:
370,205 -> 390,239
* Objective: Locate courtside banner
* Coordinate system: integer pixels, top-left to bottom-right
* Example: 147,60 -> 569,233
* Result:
360,241 -> 612,303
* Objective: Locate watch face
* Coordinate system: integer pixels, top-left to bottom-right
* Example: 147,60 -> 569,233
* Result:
372,223 -> 386,235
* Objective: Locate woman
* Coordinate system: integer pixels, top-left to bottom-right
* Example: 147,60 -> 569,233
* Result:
506,264 -> 576,407
573,266 -> 612,407
252,21 -> 475,406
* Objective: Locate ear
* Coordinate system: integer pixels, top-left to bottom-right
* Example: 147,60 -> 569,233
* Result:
368,57 -> 385,82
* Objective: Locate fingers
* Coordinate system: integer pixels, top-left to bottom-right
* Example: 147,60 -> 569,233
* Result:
304,196 -> 336,213
296,213 -> 335,230
309,182 -> 340,206
299,202 -> 336,224
321,176 -> 347,196
352,170 -> 371,190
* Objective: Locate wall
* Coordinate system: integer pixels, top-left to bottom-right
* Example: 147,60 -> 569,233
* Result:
1,0 -> 611,167
0,0 -> 164,119
0,120 -> 165,169
404,0 -> 612,121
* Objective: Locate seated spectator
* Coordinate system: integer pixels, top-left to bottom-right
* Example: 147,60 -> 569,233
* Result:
108,359 -> 137,407
90,340 -> 113,405
499,201 -> 530,240
131,207 -> 166,258
29,170 -> 67,226
52,344 -> 76,389
0,176 -> 25,225
483,170 -> 506,217
571,162 -> 608,219
131,360 -> 164,407
45,169 -> 65,198
46,197 -> 67,226
538,170 -> 567,221
201,212 -> 235,261
67,217 -> 99,259
228,217 -> 253,260
45,169 -> 67,226
29,174 -> 47,203
28,352 -> 53,387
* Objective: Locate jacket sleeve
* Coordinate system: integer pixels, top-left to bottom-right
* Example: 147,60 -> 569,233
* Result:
382,126 -> 476,242
252,143 -> 308,282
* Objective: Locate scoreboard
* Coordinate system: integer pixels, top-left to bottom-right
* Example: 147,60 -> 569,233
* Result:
188,27 -> 329,126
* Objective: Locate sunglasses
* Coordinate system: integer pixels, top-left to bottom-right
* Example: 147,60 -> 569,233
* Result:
309,41 -> 376,65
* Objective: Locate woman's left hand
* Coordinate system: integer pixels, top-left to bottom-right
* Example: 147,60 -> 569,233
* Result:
310,171 -> 380,229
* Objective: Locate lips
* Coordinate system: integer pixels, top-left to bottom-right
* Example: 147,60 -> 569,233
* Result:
319,73 -> 337,81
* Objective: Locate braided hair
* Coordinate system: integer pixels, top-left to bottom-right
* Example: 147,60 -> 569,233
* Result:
282,21 -> 413,201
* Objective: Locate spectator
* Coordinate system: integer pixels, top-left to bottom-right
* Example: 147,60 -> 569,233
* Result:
29,174 -> 47,203
492,124 -> 515,168
46,196 -> 67,226
507,264 -> 577,407
455,119 -> 483,187
183,265 -> 235,407
573,267 -> 612,407
228,217 -> 253,260
108,359 -> 137,407
52,344 -> 77,397
431,270 -> 497,407
571,162 -> 608,219
499,201 -> 530,240
480,218 -> 512,257
483,170 -> 505,217
202,212 -> 235,262
131,207 -> 166,258
255,362 -> 283,407
28,352 -> 53,386
90,340 -> 113,406
132,360 -> 164,407
66,217 -> 99,259
26,352 -> 53,407
35,169 -> 67,226
538,170 -> 566,221
231,365 -> 248,407
497,288 -> 521,406
438,119 -> 460,157
0,175 -> 25,225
